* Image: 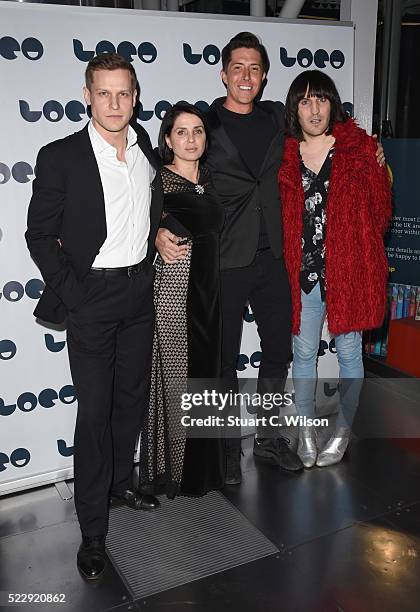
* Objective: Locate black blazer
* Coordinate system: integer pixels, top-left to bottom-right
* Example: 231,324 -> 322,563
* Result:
26,122 -> 163,324
206,98 -> 285,270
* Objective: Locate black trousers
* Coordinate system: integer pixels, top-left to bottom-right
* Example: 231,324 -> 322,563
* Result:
220,249 -> 292,443
66,263 -> 155,537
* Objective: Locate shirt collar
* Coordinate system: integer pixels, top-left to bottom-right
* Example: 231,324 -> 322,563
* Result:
127,124 -> 138,149
88,120 -> 138,155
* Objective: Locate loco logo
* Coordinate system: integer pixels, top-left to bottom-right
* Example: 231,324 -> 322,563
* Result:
19,100 -> 86,123
138,100 -> 209,121
73,39 -> 157,63
0,340 -> 17,361
57,439 -> 74,457
0,448 -> 31,472
288,338 -> 336,362
243,305 -> 255,323
183,43 -> 220,65
237,351 -> 261,372
280,47 -> 345,69
324,381 -> 339,397
343,102 -> 353,117
0,36 -> 43,61
238,338 -> 337,373
0,162 -> 34,184
44,334 -> 66,353
318,337 -> 336,356
0,385 -> 76,417
0,279 -> 44,303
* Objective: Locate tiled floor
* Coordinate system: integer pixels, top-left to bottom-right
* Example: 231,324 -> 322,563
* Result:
1,437 -> 419,612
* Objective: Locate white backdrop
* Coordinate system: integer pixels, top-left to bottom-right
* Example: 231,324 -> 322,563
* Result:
0,2 -> 353,494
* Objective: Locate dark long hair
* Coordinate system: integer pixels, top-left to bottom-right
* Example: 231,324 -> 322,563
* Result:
284,70 -> 348,139
158,102 -> 209,164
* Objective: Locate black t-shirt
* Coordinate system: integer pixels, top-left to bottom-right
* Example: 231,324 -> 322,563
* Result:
218,105 -> 274,250
218,105 -> 273,175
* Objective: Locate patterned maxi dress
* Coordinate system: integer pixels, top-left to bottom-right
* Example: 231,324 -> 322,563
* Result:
139,165 -> 225,498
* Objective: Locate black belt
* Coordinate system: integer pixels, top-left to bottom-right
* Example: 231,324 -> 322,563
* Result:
89,261 -> 146,277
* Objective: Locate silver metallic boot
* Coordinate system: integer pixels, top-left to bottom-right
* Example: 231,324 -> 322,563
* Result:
297,425 -> 317,468
316,427 -> 351,467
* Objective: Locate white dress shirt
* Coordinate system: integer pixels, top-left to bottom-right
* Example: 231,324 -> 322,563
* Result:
88,121 -> 155,268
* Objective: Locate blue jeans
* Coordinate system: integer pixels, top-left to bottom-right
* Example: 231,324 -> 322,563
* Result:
292,284 -> 364,429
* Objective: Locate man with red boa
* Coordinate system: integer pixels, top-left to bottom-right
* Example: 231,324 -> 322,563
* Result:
279,70 -> 391,468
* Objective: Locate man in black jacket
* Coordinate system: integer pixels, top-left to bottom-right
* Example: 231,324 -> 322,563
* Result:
157,33 -> 303,484
26,53 -> 162,580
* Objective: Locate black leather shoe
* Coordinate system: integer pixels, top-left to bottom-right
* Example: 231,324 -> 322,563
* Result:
110,489 -> 160,510
77,536 -> 107,581
225,448 -> 242,485
253,437 -> 304,473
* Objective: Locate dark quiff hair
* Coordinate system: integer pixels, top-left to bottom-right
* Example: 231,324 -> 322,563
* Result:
85,52 -> 138,92
285,70 -> 348,139
158,102 -> 209,165
221,31 -> 270,74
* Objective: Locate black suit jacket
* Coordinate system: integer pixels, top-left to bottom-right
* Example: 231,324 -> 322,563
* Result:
206,98 -> 285,270
26,122 -> 163,324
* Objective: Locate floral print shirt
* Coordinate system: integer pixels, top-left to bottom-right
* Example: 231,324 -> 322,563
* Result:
299,148 -> 334,300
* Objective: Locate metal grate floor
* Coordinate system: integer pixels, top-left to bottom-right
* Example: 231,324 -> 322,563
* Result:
107,490 -> 278,600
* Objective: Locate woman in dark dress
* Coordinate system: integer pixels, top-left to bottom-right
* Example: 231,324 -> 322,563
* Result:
140,103 -> 225,498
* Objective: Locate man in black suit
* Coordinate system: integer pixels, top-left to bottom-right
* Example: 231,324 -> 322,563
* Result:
157,33 -> 303,484
26,53 -> 162,580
